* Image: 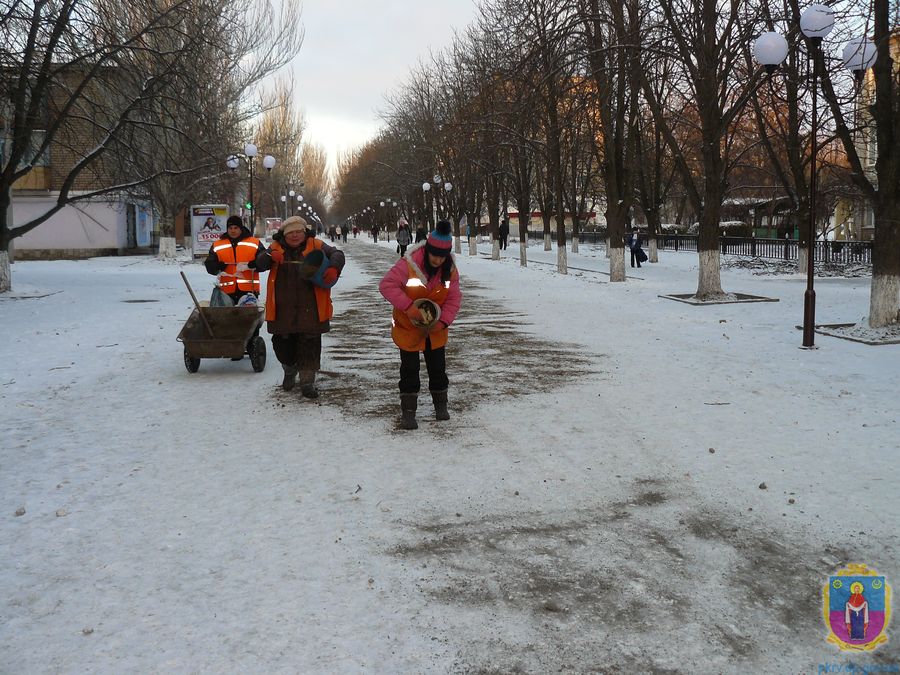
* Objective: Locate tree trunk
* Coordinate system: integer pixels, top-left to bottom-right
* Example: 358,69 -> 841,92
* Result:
607,205 -> 629,282
157,210 -> 178,259
556,239 -> 568,275
869,197 -> 900,327
0,252 -> 10,294
797,247 -> 809,278
695,182 -> 726,298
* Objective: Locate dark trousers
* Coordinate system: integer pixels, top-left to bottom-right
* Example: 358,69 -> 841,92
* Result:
630,249 -> 641,268
399,340 -> 448,394
499,235 -> 508,250
398,244 -> 408,257
272,333 -> 322,371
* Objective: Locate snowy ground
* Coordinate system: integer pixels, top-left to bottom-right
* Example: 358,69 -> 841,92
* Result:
1,236 -> 898,674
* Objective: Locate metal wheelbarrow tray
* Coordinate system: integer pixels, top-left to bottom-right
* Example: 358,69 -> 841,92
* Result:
177,306 -> 267,373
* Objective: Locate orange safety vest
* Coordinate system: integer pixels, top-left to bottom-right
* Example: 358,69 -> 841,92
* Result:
265,238 -> 334,323
391,263 -> 457,352
212,236 -> 261,294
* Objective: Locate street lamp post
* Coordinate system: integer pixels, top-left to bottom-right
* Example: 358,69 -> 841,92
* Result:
422,176 -> 453,226
754,7 -> 875,349
226,143 -> 275,233
799,3 -> 835,348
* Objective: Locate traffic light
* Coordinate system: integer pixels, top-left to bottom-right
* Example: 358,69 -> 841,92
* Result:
245,201 -> 252,210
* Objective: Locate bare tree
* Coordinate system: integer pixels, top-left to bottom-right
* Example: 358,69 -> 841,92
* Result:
0,0 -> 301,286
639,0 -> 773,299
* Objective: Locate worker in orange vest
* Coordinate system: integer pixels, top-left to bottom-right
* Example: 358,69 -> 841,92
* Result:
205,215 -> 265,305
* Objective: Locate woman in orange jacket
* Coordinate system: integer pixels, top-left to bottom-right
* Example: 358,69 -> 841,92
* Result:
255,216 -> 344,397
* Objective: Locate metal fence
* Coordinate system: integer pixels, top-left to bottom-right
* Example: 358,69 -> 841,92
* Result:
661,235 -> 873,264
525,230 -> 873,264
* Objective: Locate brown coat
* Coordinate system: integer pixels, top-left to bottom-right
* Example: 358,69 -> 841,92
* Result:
258,237 -> 345,335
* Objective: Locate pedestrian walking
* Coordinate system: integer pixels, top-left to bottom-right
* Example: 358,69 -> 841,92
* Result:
396,219 -> 411,257
626,226 -> 646,268
498,218 -> 510,250
255,216 -> 345,397
379,220 -> 462,430
414,221 -> 427,243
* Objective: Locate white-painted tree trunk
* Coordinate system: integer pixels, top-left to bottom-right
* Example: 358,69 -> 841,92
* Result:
454,235 -> 462,254
649,238 -> 658,263
797,248 -> 808,275
158,236 -> 177,259
557,244 -> 568,274
696,249 -> 725,298
491,239 -> 500,260
868,274 -> 900,327
609,245 -> 626,282
605,238 -> 611,259
544,233 -> 552,251
468,236 -> 477,256
0,251 -> 11,293
519,239 -> 528,267
571,236 -> 579,254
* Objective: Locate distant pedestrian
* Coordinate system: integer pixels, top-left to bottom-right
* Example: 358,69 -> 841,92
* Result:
626,226 -> 646,268
414,221 -> 427,243
499,218 -> 510,250
396,219 -> 411,257
379,220 -> 462,430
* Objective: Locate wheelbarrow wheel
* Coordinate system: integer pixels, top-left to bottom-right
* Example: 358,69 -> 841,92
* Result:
249,336 -> 266,373
184,347 -> 201,373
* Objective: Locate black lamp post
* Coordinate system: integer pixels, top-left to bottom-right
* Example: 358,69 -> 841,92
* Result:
756,6 -> 875,348
226,143 -> 275,232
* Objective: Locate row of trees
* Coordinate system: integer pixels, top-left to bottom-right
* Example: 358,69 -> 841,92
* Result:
0,0 -> 312,290
332,0 -> 898,327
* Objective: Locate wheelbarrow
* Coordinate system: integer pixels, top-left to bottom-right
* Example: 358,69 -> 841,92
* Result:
176,272 -> 267,373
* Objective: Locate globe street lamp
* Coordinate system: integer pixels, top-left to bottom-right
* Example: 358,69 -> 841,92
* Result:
226,143 -> 275,232
798,3 -> 834,348
754,8 -> 874,348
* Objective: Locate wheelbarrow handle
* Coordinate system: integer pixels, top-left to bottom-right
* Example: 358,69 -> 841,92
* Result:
180,271 -> 215,339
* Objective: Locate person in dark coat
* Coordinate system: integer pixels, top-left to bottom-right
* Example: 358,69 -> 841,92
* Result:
625,226 -> 644,268
396,219 -> 411,257
498,218 -> 510,250
414,221 -> 427,243
255,216 -> 345,397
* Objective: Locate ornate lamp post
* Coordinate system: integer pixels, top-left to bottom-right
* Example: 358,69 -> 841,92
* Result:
226,142 -> 275,232
754,8 -> 875,348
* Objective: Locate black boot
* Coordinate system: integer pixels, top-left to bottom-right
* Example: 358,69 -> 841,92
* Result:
281,365 -> 297,391
400,393 -> 418,430
431,390 -> 450,421
299,370 -> 319,399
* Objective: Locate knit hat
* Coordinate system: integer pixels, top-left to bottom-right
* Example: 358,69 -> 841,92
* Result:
226,215 -> 250,238
281,216 -> 308,236
425,220 -> 453,257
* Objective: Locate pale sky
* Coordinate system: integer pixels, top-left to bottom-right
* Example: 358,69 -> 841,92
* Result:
288,1 -> 480,171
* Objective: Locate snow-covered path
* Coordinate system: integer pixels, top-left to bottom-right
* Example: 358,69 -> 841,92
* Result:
1,238 -> 897,673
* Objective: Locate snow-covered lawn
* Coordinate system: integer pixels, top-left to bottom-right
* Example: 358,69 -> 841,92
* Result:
1,237 -> 897,673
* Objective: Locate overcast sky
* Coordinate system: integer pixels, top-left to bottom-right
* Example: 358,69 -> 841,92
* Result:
288,1 -> 480,170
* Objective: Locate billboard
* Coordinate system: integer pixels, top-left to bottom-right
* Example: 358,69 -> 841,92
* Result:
190,204 -> 230,257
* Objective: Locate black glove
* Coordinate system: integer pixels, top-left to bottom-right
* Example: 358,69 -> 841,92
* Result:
206,257 -> 225,274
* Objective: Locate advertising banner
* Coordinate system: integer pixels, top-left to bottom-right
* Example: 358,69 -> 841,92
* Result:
191,204 -> 230,257
136,206 -> 152,247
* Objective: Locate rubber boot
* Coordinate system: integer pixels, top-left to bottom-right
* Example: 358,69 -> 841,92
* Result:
299,370 -> 319,399
281,364 -> 297,391
400,393 -> 418,430
431,389 -> 450,421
